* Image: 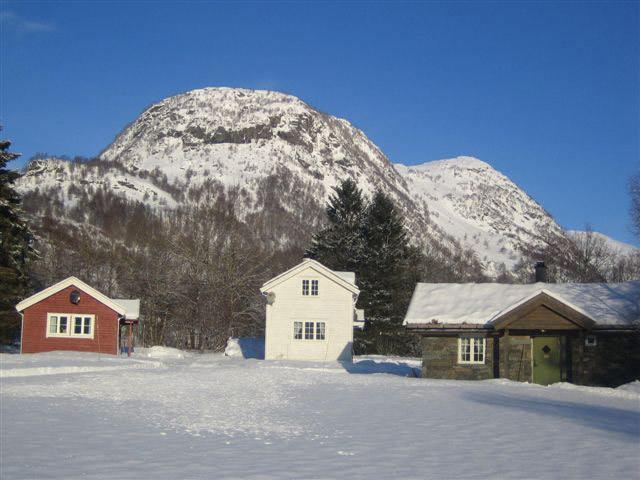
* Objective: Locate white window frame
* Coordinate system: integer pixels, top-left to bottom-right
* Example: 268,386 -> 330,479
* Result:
293,321 -> 327,341
458,336 -> 486,365
46,313 -> 95,339
315,322 -> 326,340
302,278 -> 319,297
304,321 -> 314,340
585,335 -> 597,347
293,321 -> 303,340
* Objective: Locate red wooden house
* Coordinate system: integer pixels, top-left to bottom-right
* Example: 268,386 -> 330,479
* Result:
15,277 -> 140,355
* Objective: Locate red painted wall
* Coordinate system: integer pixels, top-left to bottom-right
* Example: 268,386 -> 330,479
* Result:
21,285 -> 120,355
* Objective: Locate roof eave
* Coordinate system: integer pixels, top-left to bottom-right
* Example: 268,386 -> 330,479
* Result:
261,259 -> 359,294
16,277 -> 126,316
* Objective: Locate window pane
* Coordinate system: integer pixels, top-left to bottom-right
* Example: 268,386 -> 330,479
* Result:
59,317 -> 68,334
476,338 -> 485,362
74,317 -> 83,334
49,316 -> 58,334
302,280 -> 309,296
316,322 -> 325,340
311,280 -> 319,296
84,317 -> 92,335
460,338 -> 471,362
304,322 -> 314,339
293,322 -> 303,340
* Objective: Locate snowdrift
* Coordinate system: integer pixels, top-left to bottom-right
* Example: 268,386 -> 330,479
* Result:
224,337 -> 265,359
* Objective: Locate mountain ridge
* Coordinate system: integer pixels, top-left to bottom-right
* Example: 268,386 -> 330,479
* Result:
15,86 -> 612,275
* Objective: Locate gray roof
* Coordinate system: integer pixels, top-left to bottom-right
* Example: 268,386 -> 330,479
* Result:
403,281 -> 640,327
335,271 -> 356,285
112,299 -> 140,320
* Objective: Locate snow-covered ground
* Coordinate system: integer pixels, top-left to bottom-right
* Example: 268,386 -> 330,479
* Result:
1,351 -> 638,479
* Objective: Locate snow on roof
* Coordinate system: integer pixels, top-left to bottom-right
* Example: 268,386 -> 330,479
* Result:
403,281 -> 640,327
112,299 -> 140,320
335,271 -> 356,285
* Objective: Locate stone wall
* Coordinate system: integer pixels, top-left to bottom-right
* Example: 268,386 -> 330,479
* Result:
421,336 -> 494,380
420,331 -> 639,386
571,332 -> 640,387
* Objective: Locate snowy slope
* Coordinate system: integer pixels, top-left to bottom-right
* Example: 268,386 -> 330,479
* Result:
16,87 -> 573,272
2,351 -> 639,479
99,87 -> 410,208
395,157 -> 562,268
568,230 -> 638,255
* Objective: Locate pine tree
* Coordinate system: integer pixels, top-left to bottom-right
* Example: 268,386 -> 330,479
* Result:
306,178 -> 366,272
308,182 -> 421,355
0,134 -> 34,342
357,190 -> 420,355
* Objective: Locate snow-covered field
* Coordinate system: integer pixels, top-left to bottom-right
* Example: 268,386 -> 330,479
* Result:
1,350 -> 638,479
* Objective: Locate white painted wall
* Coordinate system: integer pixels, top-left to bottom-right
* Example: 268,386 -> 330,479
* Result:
264,263 -> 357,362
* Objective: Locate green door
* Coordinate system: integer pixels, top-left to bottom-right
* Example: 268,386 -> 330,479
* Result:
532,336 -> 562,385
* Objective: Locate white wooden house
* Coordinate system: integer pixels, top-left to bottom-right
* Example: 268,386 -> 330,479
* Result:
260,259 -> 363,362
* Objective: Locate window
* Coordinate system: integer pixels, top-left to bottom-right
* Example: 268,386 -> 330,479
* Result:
73,316 -> 93,335
58,315 -> 68,334
458,337 -> 485,364
315,322 -> 325,340
49,315 -> 58,334
302,279 -> 319,296
293,322 -> 303,340
585,335 -> 597,347
304,322 -> 314,339
295,321 -> 326,340
47,313 -> 94,339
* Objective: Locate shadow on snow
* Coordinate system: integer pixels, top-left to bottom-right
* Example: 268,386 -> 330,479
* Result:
464,390 -> 640,439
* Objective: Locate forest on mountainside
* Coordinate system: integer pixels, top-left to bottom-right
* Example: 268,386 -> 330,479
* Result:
3,141 -> 640,351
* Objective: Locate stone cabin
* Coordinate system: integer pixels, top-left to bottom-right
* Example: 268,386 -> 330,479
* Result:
403,272 -> 639,387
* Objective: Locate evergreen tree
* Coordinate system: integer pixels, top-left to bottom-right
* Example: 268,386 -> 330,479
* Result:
0,134 -> 34,342
306,179 -> 366,272
356,190 -> 420,355
308,181 -> 420,355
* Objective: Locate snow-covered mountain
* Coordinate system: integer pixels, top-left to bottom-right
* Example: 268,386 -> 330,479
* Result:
17,87 -> 570,273
567,230 -> 638,255
395,157 -> 563,267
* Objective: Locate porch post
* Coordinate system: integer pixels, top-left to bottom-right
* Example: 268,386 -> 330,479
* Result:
576,330 -> 585,385
128,322 -> 132,358
500,329 -> 510,379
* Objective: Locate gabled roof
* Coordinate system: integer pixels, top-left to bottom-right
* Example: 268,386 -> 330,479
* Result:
16,276 -> 140,320
403,281 -> 640,328
260,259 -> 359,295
489,290 -> 596,329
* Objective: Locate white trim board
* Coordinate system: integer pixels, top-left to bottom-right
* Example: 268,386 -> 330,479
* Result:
261,259 -> 359,295
15,276 -> 136,318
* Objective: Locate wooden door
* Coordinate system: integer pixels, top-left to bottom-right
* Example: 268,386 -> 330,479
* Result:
532,336 -> 562,385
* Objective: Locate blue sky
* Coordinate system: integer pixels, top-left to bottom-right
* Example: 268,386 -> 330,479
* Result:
2,1 -> 639,245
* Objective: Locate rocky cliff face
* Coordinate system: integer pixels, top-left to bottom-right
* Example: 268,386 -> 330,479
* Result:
16,87 -> 568,274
